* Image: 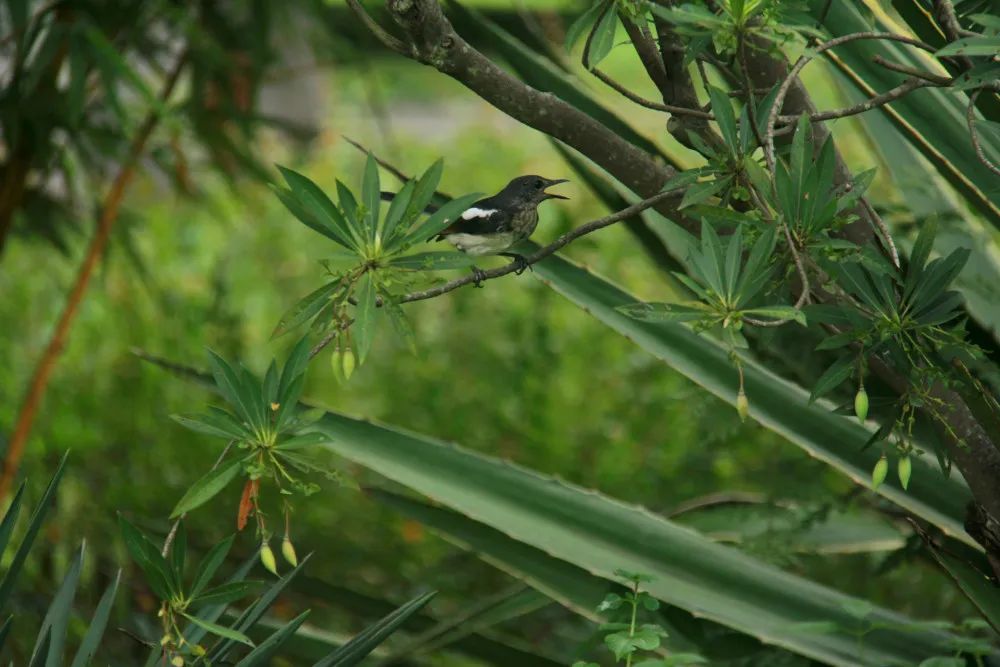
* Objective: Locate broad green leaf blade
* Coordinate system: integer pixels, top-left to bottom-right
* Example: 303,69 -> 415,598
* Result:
312,591 -> 436,667
929,546 -> 1000,634
0,453 -> 68,612
526,250 -> 971,543
278,167 -> 357,248
272,184 -> 353,250
182,611 -> 255,647
315,413 -> 967,666
353,272 -> 377,364
69,569 -> 121,667
371,490 -> 719,659
180,556 -> 255,653
381,179 -> 415,248
170,459 -> 243,518
565,1 -> 606,52
234,610 -> 310,666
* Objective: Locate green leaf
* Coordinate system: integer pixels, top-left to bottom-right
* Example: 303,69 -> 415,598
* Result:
235,611 -> 310,666
935,36 -> 1000,56
565,1 -> 605,52
69,569 -> 120,667
0,483 -> 25,562
171,412 -> 249,441
190,535 -> 235,602
193,581 -> 261,607
0,454 -> 68,612
404,159 -> 444,228
587,4 -> 618,67
362,153 -> 381,240
708,86 -> 738,149
276,432 -> 329,451
170,459 -> 243,519
808,356 -> 855,404
316,413 -> 968,665
29,543 -> 84,667
353,272 -> 378,364
276,168 -> 356,248
206,350 -> 259,429
388,251 -> 475,270
312,591 -> 437,666
678,179 -> 725,210
181,612 -> 255,646
119,516 -> 176,600
617,301 -> 714,323
381,180 -> 415,248
273,281 -> 342,339
171,521 -> 186,584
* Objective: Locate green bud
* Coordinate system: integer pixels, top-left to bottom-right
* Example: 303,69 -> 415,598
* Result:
342,348 -> 356,380
171,657 -> 185,667
160,634 -> 173,646
259,541 -> 278,576
736,389 -> 750,422
281,536 -> 298,567
854,385 -> 869,423
898,455 -> 912,490
872,455 -> 888,489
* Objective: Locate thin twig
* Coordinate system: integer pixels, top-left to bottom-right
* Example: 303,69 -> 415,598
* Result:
862,199 -> 900,268
871,55 -> 953,86
967,90 -> 1000,177
0,52 -> 188,500
592,68 -> 711,117
781,78 -> 935,124
309,319 -> 353,359
744,223 -> 809,327
343,135 -> 411,183
345,0 -> 408,54
764,32 -> 936,173
398,189 -> 683,304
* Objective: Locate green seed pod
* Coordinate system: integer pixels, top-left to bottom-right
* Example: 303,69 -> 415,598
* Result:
736,389 -> 750,423
342,348 -> 356,380
171,657 -> 185,667
281,536 -> 298,567
160,634 -> 173,646
872,455 -> 889,489
259,541 -> 278,576
898,455 -> 912,490
854,385 -> 869,423
330,350 -> 344,383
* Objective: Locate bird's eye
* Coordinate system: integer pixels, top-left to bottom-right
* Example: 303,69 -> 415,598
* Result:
534,180 -> 544,189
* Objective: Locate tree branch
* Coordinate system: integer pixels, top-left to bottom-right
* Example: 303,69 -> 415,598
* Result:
0,52 -> 188,500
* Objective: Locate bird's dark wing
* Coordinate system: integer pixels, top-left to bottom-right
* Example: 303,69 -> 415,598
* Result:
437,199 -> 511,238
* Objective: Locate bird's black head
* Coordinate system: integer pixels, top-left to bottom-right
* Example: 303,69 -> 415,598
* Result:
499,175 -> 570,205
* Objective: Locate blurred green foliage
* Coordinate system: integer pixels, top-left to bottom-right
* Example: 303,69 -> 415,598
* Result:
0,22 -> 987,665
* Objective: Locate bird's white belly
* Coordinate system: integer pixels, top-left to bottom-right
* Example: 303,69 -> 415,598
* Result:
446,232 -> 515,256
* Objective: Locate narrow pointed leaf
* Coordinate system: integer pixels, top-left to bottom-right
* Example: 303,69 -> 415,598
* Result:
171,459 -> 243,518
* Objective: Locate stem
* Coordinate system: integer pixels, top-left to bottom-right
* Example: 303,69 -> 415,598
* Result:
625,579 -> 639,667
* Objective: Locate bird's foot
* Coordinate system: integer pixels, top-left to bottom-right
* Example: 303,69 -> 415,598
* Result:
470,266 -> 488,288
501,253 -> 532,275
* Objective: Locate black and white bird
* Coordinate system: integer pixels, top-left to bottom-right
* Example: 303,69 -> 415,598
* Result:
388,175 -> 569,286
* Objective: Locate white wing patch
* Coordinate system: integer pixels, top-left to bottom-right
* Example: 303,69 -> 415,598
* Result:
461,207 -> 498,220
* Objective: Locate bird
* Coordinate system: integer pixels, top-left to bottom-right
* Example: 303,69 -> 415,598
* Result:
384,175 -> 569,286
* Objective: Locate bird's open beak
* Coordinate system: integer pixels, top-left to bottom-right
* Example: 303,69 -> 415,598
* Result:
543,178 -> 570,200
